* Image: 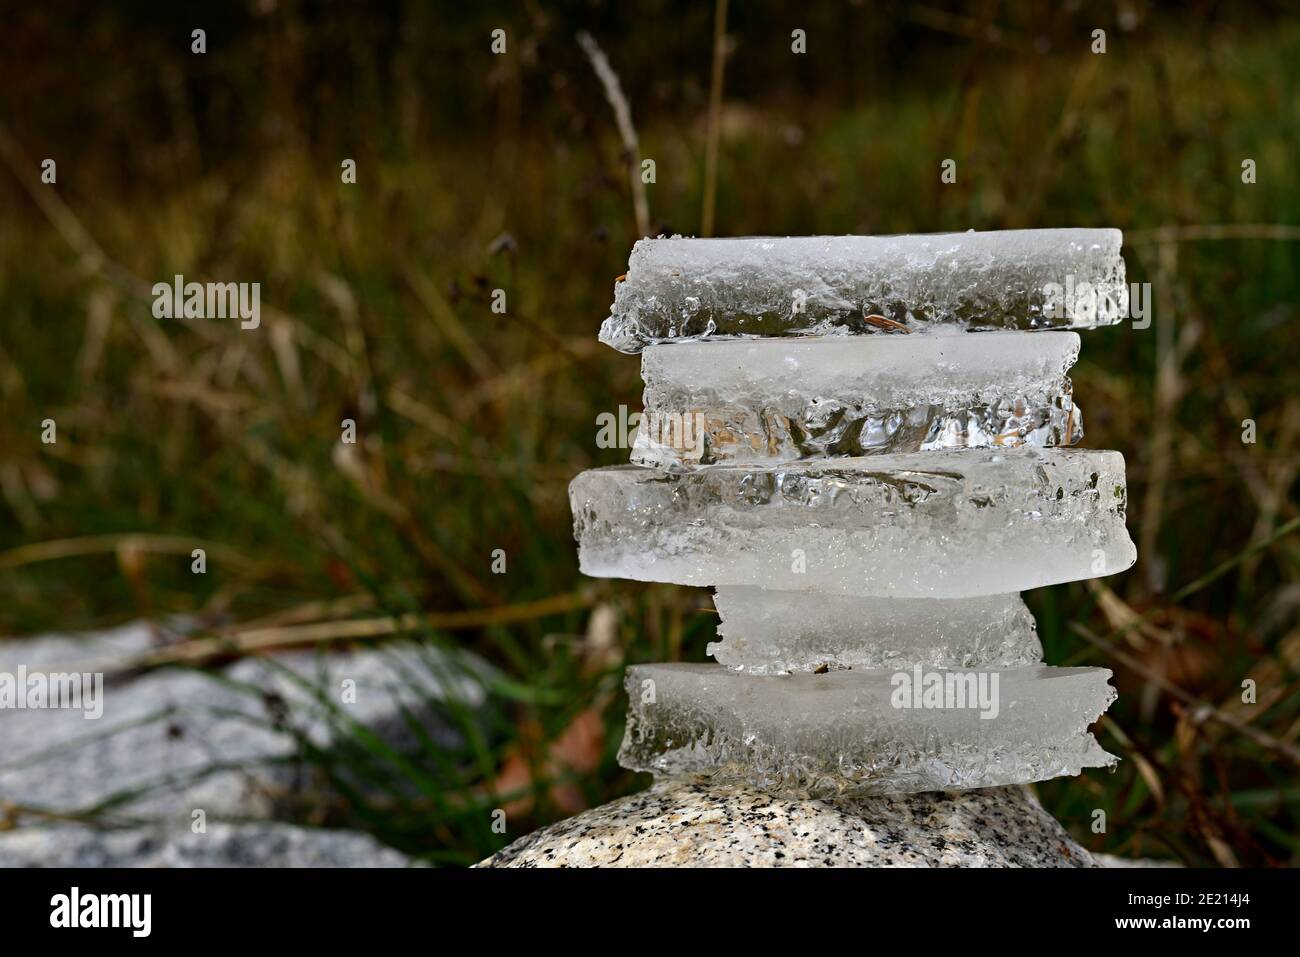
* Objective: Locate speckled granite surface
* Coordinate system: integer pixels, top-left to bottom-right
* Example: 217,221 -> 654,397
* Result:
477,777 -> 1098,867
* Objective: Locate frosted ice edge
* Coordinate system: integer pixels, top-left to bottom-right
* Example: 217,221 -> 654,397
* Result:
618,663 -> 1118,798
601,229 -> 1127,353
707,589 -> 1043,673
570,448 -> 1136,598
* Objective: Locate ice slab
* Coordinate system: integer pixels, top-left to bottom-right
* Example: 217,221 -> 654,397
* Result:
619,663 -> 1117,797
600,230 -> 1127,352
632,331 -> 1082,468
707,589 -> 1042,674
570,448 -> 1136,598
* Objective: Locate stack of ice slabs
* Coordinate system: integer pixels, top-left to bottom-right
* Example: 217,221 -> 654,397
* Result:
571,229 -> 1135,797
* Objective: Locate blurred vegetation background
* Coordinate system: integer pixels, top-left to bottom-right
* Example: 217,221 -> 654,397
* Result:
1,0 -> 1298,866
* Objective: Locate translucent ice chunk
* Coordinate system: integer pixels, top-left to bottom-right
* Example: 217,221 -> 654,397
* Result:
632,331 -> 1083,468
707,589 -> 1042,674
618,663 -> 1117,797
600,230 -> 1128,352
569,448 -> 1136,598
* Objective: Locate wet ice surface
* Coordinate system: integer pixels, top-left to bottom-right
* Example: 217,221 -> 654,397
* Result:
618,663 -> 1117,797
570,448 -> 1136,598
707,589 -> 1043,674
632,330 -> 1082,468
600,230 -> 1127,353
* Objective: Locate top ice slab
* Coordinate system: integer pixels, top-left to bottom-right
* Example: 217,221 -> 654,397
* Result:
599,229 -> 1128,352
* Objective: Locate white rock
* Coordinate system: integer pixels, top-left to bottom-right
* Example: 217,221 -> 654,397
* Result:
0,621 -> 496,825
0,822 -> 411,868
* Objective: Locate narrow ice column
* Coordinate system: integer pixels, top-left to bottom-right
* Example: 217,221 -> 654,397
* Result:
618,663 -> 1117,797
632,331 -> 1082,468
570,448 -> 1136,598
600,229 -> 1127,352
707,589 -> 1043,673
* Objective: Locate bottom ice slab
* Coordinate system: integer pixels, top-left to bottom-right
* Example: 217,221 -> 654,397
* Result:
619,663 -> 1116,797
707,588 -> 1042,673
